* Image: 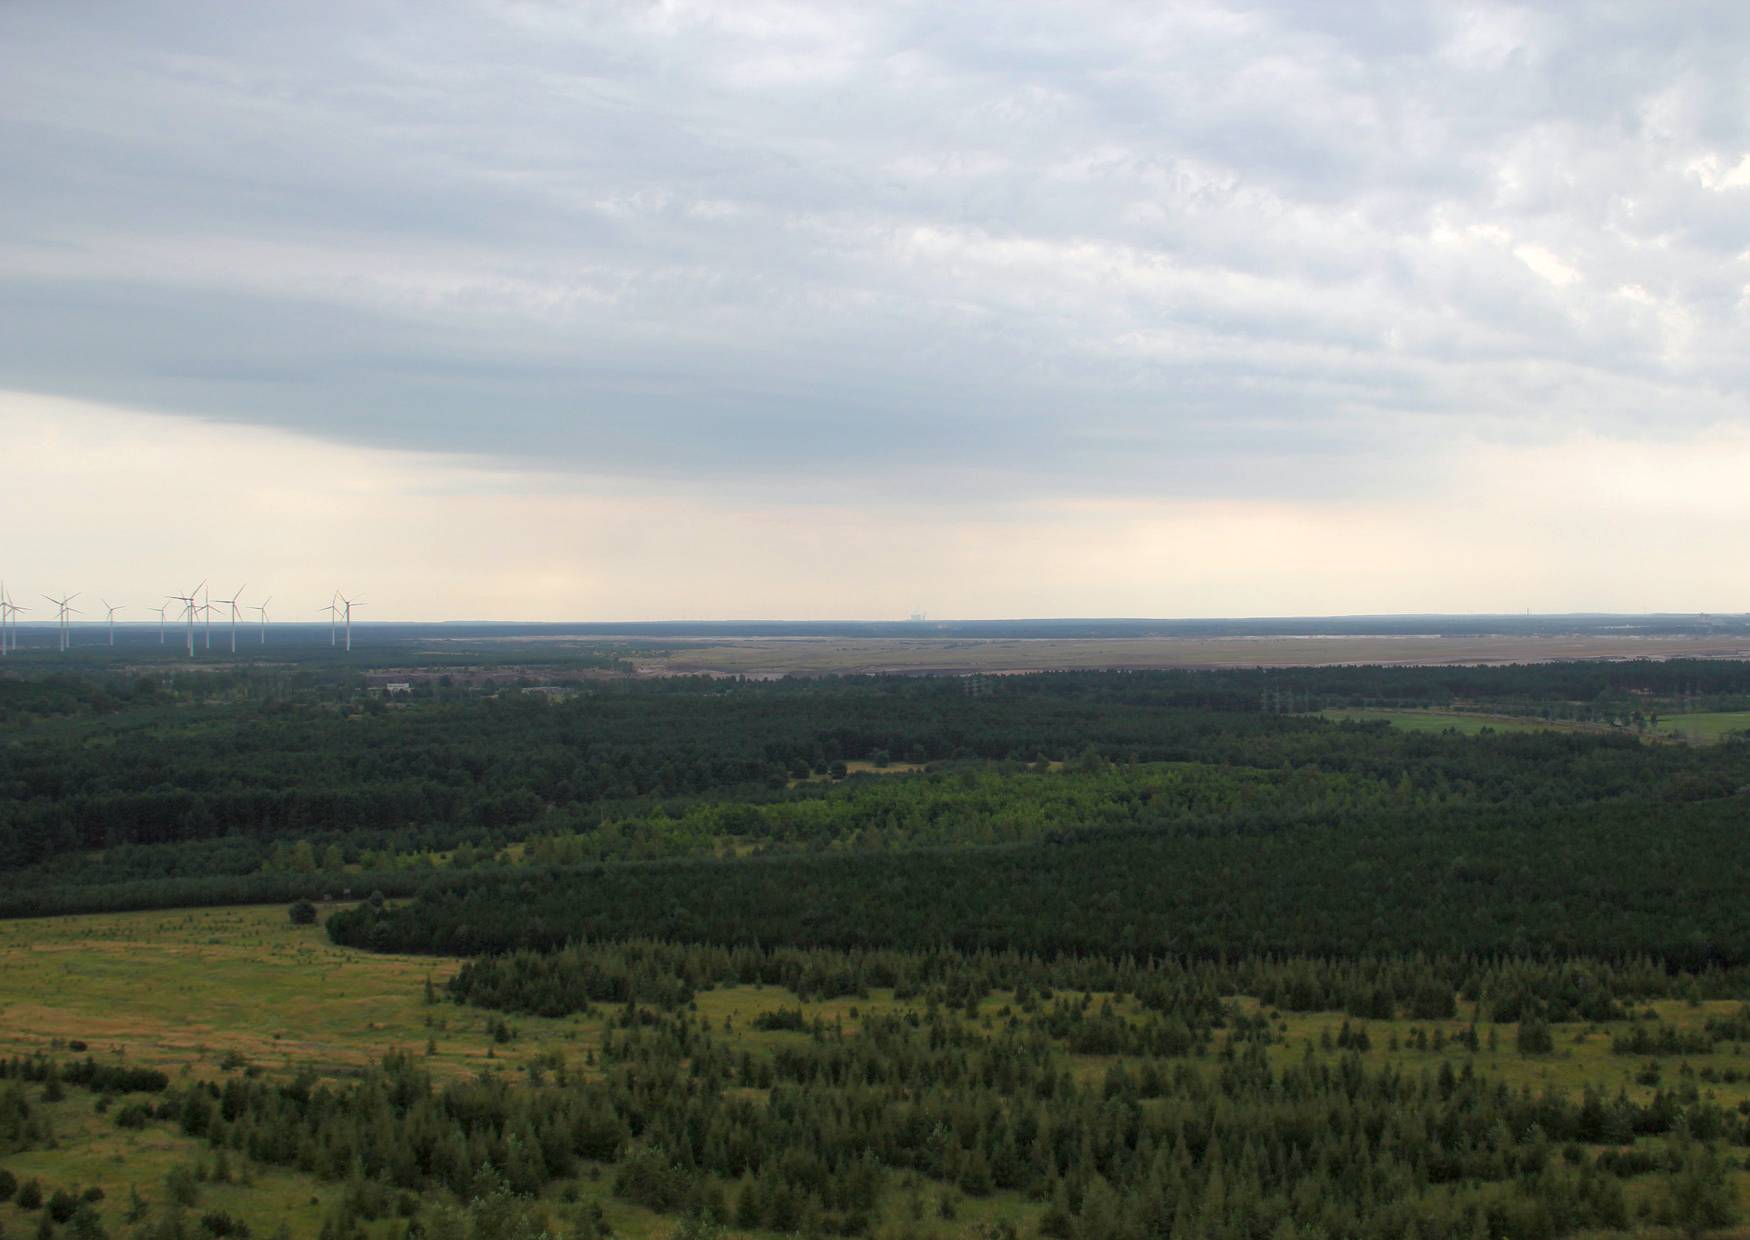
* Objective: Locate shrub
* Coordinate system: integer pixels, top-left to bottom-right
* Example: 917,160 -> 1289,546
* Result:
751,1008 -> 808,1033
287,899 -> 318,926
199,1210 -> 252,1237
613,1145 -> 694,1213
48,1186 -> 82,1223
69,1202 -> 111,1240
17,1177 -> 44,1209
1517,1015 -> 1555,1056
166,1164 -> 200,1208
667,1211 -> 725,1240
0,1167 -> 17,1202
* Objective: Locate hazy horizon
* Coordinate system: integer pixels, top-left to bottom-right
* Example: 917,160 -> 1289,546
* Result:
10,609 -> 1750,630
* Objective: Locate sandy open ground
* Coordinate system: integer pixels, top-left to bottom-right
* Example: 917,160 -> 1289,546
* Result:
626,633 -> 1750,676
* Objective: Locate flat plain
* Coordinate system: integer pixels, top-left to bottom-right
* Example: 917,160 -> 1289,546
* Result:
625,634 -> 1750,677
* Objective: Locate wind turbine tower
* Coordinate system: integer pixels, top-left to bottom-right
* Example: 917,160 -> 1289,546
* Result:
151,603 -> 169,645
169,582 -> 203,658
11,596 -> 30,655
322,595 -> 340,647
0,583 -> 25,656
213,584 -> 246,654
42,592 -> 80,652
101,600 -> 125,647
250,597 -> 271,645
336,591 -> 363,652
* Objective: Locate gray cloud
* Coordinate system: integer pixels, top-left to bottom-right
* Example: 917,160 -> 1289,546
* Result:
3,0 -> 1748,504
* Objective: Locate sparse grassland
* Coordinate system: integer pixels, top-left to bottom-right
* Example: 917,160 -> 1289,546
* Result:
2,907 -> 1748,1236
0,1096 -> 345,1238
0,905 -> 479,1082
0,907 -> 1045,1238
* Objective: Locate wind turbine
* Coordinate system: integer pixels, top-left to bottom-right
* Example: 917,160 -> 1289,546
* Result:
212,584 -> 246,654
101,600 -> 125,647
321,595 -> 340,647
336,590 -> 363,652
42,592 -> 80,652
168,581 -> 203,658
150,603 -> 170,645
0,583 -> 25,655
202,582 -> 214,650
10,598 -> 30,655
250,596 -> 272,645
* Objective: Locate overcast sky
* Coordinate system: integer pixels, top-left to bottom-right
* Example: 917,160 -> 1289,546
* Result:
4,1 -> 1749,619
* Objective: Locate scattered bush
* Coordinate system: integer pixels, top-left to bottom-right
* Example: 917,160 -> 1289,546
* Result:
1517,1015 -> 1555,1056
69,1201 -> 111,1240
751,1008 -> 809,1033
48,1186 -> 82,1223
166,1164 -> 200,1208
199,1210 -> 252,1237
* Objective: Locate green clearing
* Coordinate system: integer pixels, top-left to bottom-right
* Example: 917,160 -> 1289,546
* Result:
1662,711 -> 1750,742
1320,707 -> 1576,734
787,757 -> 928,787
2,907 -> 1747,1236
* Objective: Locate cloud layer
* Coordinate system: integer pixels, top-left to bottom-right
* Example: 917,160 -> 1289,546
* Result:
3,2 -> 1749,612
